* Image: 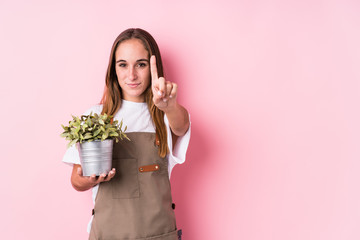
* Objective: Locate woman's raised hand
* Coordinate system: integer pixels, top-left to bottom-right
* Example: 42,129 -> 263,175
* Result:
150,55 -> 189,137
150,55 -> 177,112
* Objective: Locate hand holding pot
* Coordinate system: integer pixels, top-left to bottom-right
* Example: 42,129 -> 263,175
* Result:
71,164 -> 116,191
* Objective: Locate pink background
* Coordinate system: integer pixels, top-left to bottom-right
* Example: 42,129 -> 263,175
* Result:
1,0 -> 360,239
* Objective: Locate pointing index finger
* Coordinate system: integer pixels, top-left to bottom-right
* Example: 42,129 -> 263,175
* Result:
150,55 -> 158,83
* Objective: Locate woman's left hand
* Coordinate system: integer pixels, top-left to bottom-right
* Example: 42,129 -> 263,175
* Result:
150,55 -> 177,113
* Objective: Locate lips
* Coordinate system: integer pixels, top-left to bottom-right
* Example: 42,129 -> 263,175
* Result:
127,83 -> 140,88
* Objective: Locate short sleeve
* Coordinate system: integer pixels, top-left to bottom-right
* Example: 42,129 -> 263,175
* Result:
164,113 -> 191,176
61,105 -> 103,166
62,145 -> 81,166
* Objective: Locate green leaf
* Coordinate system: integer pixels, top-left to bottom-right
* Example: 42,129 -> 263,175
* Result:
68,139 -> 78,147
74,127 -> 80,133
102,129 -> 109,140
60,132 -> 69,138
86,118 -> 92,127
93,129 -> 101,137
123,133 -> 130,141
84,133 -> 92,139
109,132 -> 119,137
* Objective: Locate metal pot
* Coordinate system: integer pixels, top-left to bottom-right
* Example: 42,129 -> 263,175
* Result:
78,139 -> 114,176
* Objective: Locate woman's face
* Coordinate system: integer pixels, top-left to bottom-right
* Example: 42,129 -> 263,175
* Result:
114,38 -> 151,102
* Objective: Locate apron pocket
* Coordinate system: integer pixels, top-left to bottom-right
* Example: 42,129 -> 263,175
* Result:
111,158 -> 140,199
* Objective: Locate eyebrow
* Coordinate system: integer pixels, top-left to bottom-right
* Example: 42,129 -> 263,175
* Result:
116,59 -> 149,63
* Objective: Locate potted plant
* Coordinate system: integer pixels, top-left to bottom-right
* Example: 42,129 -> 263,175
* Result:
61,112 -> 130,176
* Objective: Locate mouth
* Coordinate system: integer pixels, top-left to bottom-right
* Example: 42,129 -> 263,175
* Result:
127,83 -> 141,88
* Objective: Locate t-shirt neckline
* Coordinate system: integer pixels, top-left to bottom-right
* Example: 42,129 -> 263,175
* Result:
121,99 -> 147,107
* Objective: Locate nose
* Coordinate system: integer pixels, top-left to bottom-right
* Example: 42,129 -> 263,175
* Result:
128,67 -> 137,81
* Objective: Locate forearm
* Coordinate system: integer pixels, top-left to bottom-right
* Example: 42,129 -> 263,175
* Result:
71,176 -> 95,192
164,102 -> 190,137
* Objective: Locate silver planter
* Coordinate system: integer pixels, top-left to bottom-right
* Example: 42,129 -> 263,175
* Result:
77,139 -> 114,176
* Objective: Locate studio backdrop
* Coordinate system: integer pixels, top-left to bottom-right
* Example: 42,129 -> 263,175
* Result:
1,0 -> 359,239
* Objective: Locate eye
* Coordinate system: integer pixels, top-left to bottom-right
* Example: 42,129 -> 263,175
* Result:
118,63 -> 127,67
137,62 -> 147,68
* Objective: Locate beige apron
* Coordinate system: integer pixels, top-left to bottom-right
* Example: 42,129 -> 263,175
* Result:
89,132 -> 180,240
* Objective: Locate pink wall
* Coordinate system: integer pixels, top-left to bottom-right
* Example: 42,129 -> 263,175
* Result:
1,0 -> 359,239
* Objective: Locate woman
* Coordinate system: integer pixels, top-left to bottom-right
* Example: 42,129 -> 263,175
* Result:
62,28 -> 191,239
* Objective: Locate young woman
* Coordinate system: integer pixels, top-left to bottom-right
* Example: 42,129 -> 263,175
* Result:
62,28 -> 191,240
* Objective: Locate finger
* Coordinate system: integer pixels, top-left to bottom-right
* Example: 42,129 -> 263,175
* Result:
165,81 -> 173,97
152,85 -> 162,100
89,174 -> 97,182
153,94 -> 162,105
98,173 -> 107,182
157,77 -> 166,97
105,168 -> 116,181
150,55 -> 158,83
169,83 -> 177,99
152,84 -> 162,103
162,81 -> 173,102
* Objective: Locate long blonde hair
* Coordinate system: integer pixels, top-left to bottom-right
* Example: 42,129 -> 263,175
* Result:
100,28 -> 168,157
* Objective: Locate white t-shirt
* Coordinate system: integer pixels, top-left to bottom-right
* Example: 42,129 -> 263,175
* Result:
62,100 -> 191,232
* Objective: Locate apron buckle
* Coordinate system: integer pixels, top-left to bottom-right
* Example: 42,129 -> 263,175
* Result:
177,229 -> 182,239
